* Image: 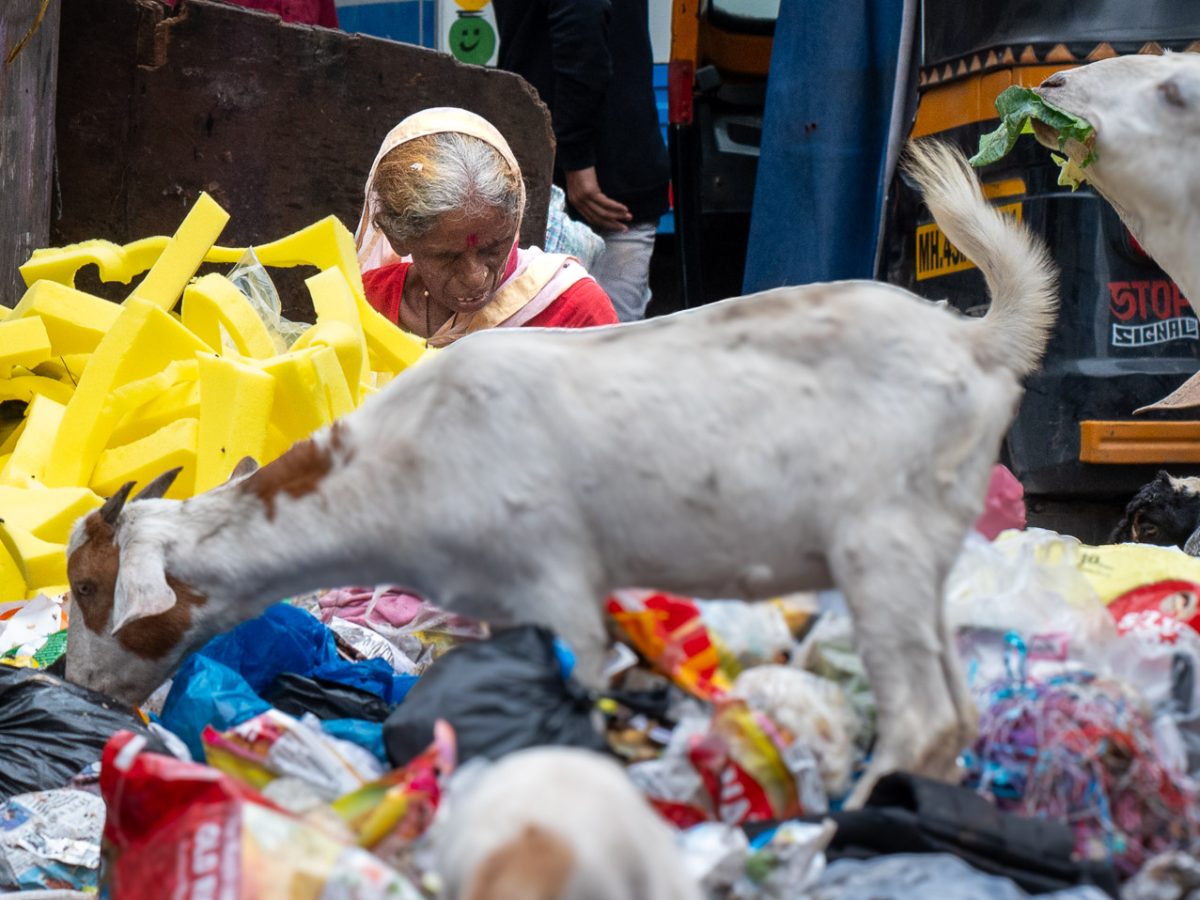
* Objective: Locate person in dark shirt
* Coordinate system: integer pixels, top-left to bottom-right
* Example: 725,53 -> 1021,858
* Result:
492,0 -> 670,322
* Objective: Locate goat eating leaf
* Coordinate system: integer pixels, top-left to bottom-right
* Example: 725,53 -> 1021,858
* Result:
970,85 -> 1097,169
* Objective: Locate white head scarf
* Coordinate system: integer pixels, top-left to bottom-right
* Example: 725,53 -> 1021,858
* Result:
354,107 -> 527,273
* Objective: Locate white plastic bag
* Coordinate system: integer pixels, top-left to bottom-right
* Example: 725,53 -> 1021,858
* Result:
946,529 -> 1118,683
226,248 -> 309,351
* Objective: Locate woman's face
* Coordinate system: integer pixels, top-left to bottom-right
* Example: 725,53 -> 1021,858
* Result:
399,204 -> 517,315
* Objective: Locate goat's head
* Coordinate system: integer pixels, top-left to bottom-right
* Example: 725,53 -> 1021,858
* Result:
65,457 -> 260,706
1110,469 -> 1200,553
1033,53 -> 1200,233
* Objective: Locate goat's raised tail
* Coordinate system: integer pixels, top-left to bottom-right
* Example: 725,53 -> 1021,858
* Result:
903,140 -> 1059,378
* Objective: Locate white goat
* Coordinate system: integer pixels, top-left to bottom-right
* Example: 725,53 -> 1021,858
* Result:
65,141 -> 1058,805
432,747 -> 701,900
1033,52 -> 1200,313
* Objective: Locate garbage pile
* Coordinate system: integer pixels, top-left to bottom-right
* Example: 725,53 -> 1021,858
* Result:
6,502 -> 1200,896
3,207 -> 1200,898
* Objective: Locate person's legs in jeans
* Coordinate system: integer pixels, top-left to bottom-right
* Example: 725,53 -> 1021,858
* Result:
589,221 -> 658,322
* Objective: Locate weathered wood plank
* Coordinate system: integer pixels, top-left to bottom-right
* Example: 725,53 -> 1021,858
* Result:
0,0 -> 61,306
54,0 -> 554,320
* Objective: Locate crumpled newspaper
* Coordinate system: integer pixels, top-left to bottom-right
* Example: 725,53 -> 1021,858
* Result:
0,790 -> 104,892
0,595 -> 66,663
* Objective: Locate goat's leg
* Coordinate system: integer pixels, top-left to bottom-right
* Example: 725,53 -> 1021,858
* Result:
830,518 -> 963,808
937,578 -> 979,763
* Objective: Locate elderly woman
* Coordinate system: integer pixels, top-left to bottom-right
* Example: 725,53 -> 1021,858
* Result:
355,108 -> 618,347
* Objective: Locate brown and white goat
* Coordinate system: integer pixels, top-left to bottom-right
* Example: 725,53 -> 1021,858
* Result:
66,142 -> 1058,805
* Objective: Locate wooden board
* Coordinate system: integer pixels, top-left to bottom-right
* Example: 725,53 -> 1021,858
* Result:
54,0 -> 554,321
1,0 -> 62,307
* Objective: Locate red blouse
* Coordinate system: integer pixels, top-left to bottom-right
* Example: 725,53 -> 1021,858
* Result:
363,262 -> 619,331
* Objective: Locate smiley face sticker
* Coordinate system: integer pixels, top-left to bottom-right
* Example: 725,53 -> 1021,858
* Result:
449,13 -> 496,66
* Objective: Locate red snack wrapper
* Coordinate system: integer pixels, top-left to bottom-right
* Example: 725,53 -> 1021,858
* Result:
687,701 -> 804,825
607,590 -> 734,700
1109,579 -> 1200,645
99,731 -> 421,899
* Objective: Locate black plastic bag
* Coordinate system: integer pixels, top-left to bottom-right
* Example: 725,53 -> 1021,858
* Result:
263,672 -> 392,722
745,772 -> 1120,897
383,625 -> 608,767
0,666 -> 153,799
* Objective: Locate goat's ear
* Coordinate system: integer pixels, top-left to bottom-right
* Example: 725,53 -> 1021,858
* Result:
111,540 -> 177,632
1158,78 -> 1187,109
227,456 -> 260,484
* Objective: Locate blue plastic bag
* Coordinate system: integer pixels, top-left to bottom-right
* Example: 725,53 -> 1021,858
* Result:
199,603 -> 414,704
160,655 -> 270,760
161,603 -> 416,760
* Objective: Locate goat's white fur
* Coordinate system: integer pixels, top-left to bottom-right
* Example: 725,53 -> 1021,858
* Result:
66,141 -> 1058,806
432,747 -> 701,900
1034,52 -> 1200,311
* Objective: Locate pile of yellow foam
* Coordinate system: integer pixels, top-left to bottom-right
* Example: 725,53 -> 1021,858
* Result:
0,193 -> 430,601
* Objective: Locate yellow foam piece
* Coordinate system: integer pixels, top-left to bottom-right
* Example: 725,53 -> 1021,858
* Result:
0,304 -> 10,322
307,266 -> 367,396
129,193 -> 230,311
0,318 -> 52,371
43,298 -> 210,488
202,216 -> 429,377
0,395 -> 66,488
19,236 -> 170,289
91,418 -> 198,500
357,296 -> 430,374
295,289 -> 371,395
110,378 -> 200,448
0,421 -> 25,457
195,354 -> 275,492
0,527 -> 27,602
291,319 -> 361,387
264,423 -> 291,461
256,348 -> 332,445
106,359 -> 201,429
0,485 -> 102,544
310,345 -> 355,420
30,355 -> 88,384
182,273 -> 277,359
205,216 -> 365,299
9,281 -> 120,355
1,522 -> 66,590
0,375 -> 74,406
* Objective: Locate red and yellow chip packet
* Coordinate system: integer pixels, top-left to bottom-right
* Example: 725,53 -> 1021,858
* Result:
688,700 -> 804,824
332,719 -> 456,850
606,590 -> 735,700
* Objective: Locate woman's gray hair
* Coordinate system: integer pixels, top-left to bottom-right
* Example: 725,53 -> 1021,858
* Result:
370,132 -> 523,245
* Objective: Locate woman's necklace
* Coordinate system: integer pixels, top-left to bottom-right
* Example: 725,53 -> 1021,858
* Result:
418,286 -> 457,346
